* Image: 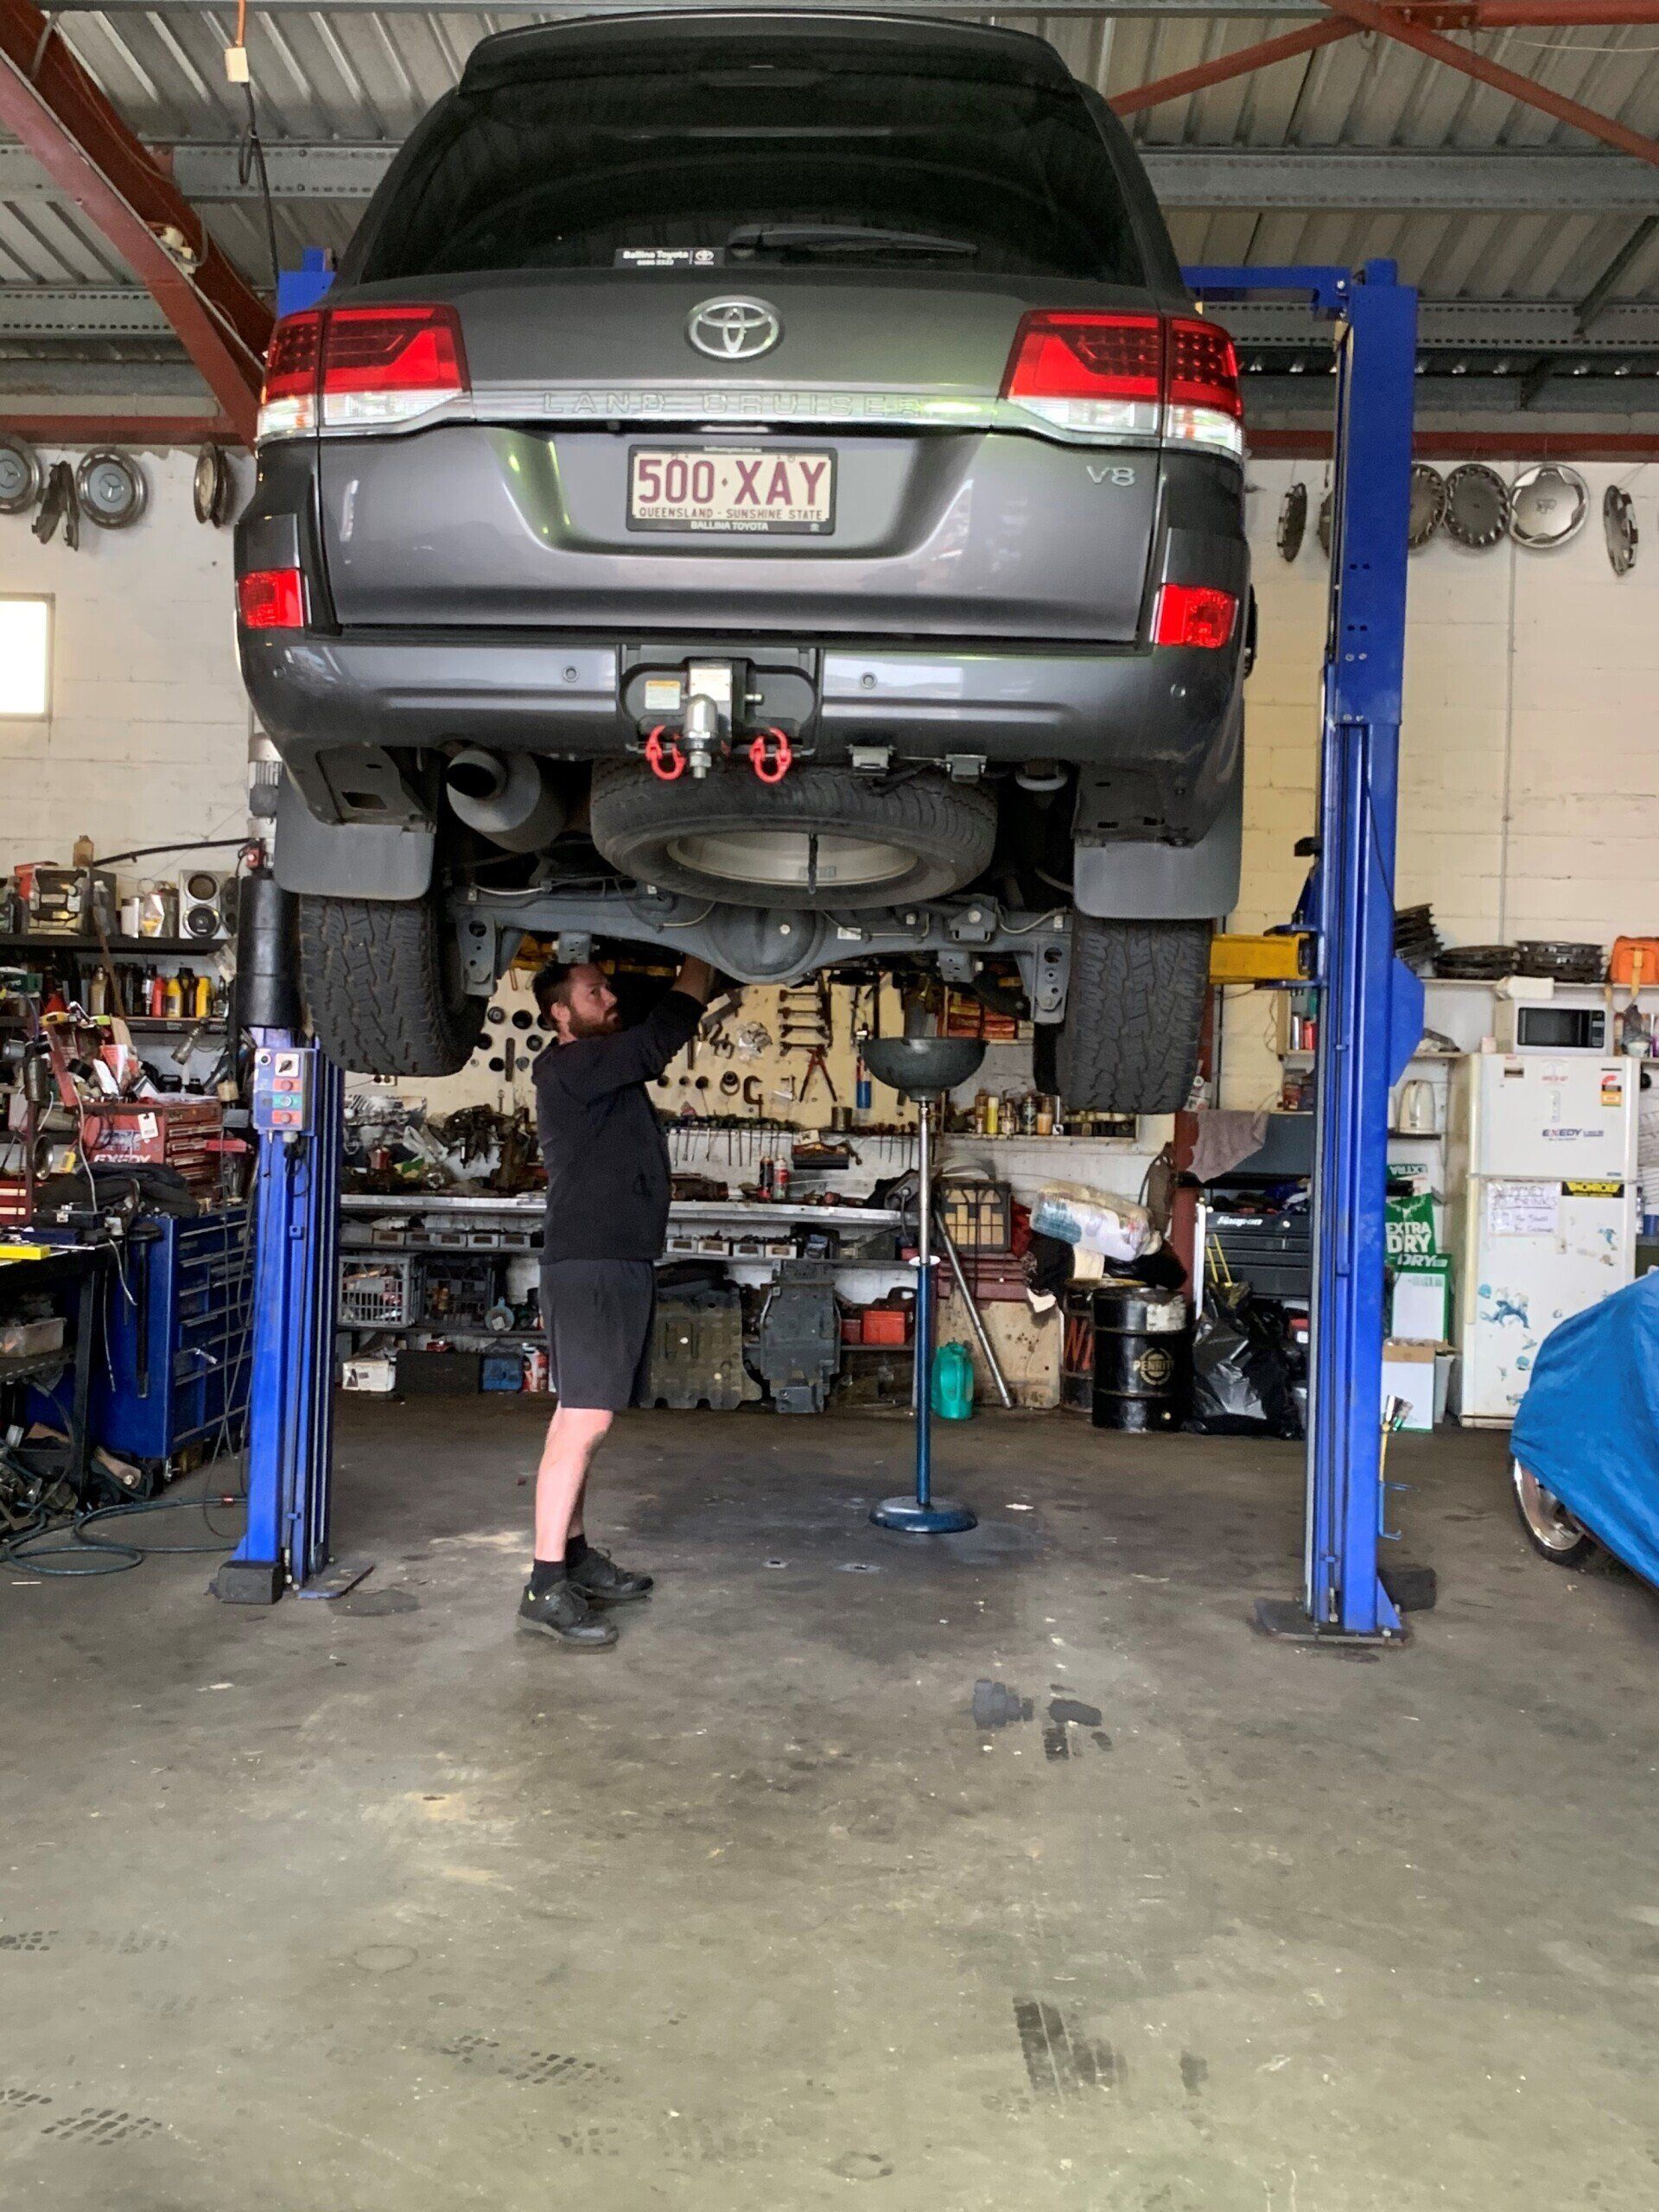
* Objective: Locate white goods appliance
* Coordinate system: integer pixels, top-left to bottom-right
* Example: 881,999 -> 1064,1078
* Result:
1446,1054 -> 1639,1425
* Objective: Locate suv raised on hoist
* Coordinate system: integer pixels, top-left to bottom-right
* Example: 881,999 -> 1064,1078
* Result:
236,7 -> 1249,1108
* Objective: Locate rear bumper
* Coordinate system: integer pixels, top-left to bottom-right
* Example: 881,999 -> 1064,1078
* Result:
243,625 -> 1242,833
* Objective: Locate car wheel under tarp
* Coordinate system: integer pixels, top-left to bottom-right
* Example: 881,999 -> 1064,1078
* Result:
1512,1459 -> 1600,1568
588,760 -> 997,914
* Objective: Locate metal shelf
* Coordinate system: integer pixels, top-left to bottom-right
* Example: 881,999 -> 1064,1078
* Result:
0,935 -> 226,956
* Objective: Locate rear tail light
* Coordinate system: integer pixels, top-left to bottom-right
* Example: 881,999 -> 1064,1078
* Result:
1164,316 -> 1243,460
238,567 -> 306,630
1001,309 -> 1242,459
1154,583 -> 1237,651
1001,311 -> 1163,440
257,310 -> 323,439
320,304 -> 469,429
257,303 -> 469,442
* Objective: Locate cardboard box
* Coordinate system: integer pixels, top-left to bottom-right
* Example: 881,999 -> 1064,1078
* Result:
340,1356 -> 395,1394
1389,1263 -> 1450,1342
1382,1338 -> 1438,1432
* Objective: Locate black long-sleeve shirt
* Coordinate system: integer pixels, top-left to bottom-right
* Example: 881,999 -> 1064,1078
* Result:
531,989 -> 703,1262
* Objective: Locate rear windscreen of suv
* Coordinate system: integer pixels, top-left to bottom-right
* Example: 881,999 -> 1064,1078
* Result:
356,48 -> 1147,285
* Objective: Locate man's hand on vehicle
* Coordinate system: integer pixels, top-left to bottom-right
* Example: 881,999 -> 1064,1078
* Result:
676,957 -> 719,1005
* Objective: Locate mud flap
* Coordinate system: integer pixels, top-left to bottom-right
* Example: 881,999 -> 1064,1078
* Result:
272,772 -> 435,902
1071,772 -> 1242,922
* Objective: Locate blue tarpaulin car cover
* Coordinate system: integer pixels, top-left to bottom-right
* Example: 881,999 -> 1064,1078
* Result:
1510,1270 -> 1659,1593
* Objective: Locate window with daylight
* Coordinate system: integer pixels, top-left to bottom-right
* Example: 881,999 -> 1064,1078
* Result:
0,597 -> 50,717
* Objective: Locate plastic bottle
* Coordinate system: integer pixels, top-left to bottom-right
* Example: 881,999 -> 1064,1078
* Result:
931,1340 -> 975,1421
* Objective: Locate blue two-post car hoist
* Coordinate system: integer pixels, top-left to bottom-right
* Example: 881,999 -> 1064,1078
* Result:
222,257 -> 1424,1640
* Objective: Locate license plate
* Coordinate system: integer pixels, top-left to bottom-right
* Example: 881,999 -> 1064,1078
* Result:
627,448 -> 835,535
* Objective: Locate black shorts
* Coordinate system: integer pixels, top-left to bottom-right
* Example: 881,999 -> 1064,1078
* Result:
540,1259 -> 656,1411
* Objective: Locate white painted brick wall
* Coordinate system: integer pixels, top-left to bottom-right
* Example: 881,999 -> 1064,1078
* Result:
0,448 -> 250,881
1222,458 -> 1659,1107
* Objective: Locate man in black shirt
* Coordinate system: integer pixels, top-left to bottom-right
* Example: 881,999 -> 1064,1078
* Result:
520,953 -> 716,1647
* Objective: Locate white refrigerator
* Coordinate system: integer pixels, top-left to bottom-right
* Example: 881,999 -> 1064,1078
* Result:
1446,1054 -> 1638,1427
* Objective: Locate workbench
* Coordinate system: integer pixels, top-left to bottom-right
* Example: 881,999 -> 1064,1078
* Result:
0,1242 -> 109,1502
337,1192 -> 914,1360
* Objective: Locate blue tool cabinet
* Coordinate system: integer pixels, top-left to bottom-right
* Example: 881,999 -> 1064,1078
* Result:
33,1210 -> 253,1470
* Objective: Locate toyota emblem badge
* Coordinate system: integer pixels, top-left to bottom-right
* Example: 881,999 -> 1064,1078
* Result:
686,296 -> 783,361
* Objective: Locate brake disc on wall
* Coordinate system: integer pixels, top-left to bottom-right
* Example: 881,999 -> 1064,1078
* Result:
1605,485 -> 1639,575
1444,463 -> 1510,550
1510,462 -> 1588,550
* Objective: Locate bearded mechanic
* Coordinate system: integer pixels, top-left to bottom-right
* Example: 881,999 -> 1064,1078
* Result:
519,953 -> 718,1646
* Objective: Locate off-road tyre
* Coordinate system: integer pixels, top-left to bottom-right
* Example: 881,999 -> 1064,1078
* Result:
299,892 -> 483,1077
588,760 -> 998,912
1055,913 -> 1211,1115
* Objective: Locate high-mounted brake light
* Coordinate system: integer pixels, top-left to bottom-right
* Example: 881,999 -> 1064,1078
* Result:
1000,308 -> 1242,459
1154,583 -> 1237,651
256,303 -> 470,442
238,567 -> 306,630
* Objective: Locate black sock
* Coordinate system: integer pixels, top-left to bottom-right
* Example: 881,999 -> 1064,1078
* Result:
529,1558 -> 566,1597
564,1534 -> 590,1569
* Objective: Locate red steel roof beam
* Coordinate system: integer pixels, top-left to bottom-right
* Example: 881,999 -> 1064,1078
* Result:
1323,0 -> 1659,167
1113,18 -> 1360,115
0,0 -> 270,442
0,413 -> 238,446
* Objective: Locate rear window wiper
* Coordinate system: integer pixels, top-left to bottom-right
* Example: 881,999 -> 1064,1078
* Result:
725,223 -> 977,259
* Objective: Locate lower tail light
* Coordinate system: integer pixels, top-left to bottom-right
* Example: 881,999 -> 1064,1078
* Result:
1154,583 -> 1236,651
238,567 -> 306,630
257,303 -> 469,442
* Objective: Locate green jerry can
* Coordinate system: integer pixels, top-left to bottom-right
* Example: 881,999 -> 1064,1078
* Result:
931,1339 -> 976,1421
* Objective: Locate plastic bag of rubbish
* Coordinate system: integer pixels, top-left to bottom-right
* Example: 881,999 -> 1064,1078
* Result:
1184,1283 -> 1303,1440
1030,1182 -> 1154,1264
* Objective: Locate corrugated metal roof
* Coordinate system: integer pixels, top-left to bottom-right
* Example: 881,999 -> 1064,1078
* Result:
1,7 -> 1656,343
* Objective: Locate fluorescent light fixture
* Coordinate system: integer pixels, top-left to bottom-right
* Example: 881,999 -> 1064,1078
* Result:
0,597 -> 50,717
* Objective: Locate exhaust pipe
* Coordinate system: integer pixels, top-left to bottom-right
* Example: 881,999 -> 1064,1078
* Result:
445,748 -> 567,854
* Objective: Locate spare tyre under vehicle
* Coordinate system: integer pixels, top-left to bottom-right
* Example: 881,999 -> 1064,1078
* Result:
588,761 -> 998,913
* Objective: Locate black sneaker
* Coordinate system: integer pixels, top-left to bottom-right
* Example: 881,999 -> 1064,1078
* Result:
517,1580 -> 618,1648
569,1548 -> 654,1607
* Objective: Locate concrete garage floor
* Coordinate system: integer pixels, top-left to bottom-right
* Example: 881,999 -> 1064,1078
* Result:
3,1405 -> 1659,2211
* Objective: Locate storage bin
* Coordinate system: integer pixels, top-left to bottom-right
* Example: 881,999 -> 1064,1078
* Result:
339,1255 -> 416,1328
396,1350 -> 481,1396
861,1305 -> 910,1346
0,1314 -> 65,1358
480,1353 -> 524,1391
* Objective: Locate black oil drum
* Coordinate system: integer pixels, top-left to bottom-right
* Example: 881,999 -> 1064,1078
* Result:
1090,1286 -> 1190,1432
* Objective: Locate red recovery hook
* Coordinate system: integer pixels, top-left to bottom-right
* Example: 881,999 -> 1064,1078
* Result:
644,726 -> 686,780
748,727 -> 792,784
